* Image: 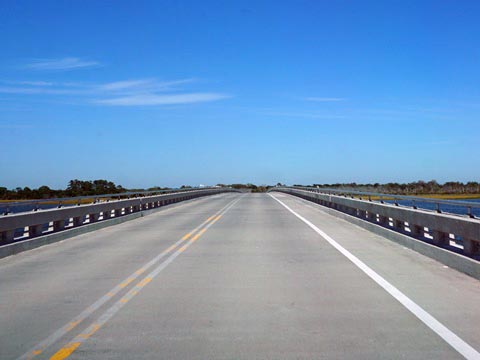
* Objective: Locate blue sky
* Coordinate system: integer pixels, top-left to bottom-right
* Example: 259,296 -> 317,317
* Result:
1,1 -> 479,189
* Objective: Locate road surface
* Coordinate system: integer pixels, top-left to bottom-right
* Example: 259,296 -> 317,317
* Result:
1,193 -> 479,359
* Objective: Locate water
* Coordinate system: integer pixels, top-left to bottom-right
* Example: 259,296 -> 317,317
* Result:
0,201 -> 92,215
382,198 -> 480,217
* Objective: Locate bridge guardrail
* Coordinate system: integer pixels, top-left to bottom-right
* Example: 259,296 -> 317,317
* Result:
1,187 -> 219,215
290,186 -> 480,218
269,187 -> 480,258
0,188 -> 237,246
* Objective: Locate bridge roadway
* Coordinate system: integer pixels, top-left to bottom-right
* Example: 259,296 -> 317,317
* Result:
1,193 -> 479,359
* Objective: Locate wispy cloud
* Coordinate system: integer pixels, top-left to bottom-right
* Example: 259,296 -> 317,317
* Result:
99,79 -> 155,91
24,57 -> 100,71
97,93 -> 230,106
98,78 -> 195,93
0,77 -> 231,106
304,97 -> 345,102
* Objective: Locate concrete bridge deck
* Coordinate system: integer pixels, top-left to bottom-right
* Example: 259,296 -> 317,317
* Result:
1,193 -> 479,359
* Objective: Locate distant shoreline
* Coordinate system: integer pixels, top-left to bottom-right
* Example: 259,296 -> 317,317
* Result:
0,198 -> 96,204
413,193 -> 480,200
1,193 -> 480,203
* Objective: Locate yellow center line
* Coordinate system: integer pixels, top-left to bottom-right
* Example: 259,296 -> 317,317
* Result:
135,268 -> 146,275
45,199 -> 240,360
190,228 -> 206,242
119,277 -> 135,288
43,249 -> 174,358
137,277 -> 152,287
78,324 -> 100,340
164,244 -> 177,253
181,232 -> 192,241
65,320 -> 81,332
50,342 -> 81,360
212,214 -> 222,223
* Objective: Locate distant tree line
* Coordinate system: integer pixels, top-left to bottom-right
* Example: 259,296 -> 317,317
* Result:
216,183 -> 270,193
0,179 -> 127,200
3,180 -> 477,200
305,180 -> 480,195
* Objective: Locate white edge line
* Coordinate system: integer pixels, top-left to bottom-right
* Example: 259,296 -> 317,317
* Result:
269,193 -> 480,360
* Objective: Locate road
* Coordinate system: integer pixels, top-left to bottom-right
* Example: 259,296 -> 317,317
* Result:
1,193 -> 479,359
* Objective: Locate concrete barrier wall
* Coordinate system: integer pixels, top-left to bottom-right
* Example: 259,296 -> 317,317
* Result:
0,188 -> 236,247
271,188 -> 480,258
0,211 -> 143,259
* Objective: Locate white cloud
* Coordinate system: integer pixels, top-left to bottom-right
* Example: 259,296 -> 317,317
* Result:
0,78 -> 188,95
97,78 -> 194,92
1,75 -> 230,107
99,79 -> 155,91
24,57 -> 99,71
97,93 -> 230,106
304,97 -> 345,102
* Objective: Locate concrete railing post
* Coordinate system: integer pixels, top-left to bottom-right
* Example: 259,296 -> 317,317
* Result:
394,219 -> 405,231
463,239 -> 479,256
103,210 -> 111,220
73,216 -> 84,227
1,230 -> 15,245
53,220 -> 66,232
432,230 -> 448,247
89,213 -> 99,223
410,224 -> 424,238
378,215 -> 389,226
29,224 -> 44,237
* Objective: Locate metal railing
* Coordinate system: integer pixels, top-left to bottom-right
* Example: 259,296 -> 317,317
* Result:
269,186 -> 480,258
0,187 -> 238,247
286,186 -> 480,218
1,187 -> 223,215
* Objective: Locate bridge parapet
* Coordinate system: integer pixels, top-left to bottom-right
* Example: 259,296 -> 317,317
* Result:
0,188 -> 236,247
270,187 -> 480,258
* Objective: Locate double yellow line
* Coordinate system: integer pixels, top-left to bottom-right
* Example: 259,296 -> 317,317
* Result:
19,197 -> 239,360
49,213 -> 224,360
178,214 -> 222,252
